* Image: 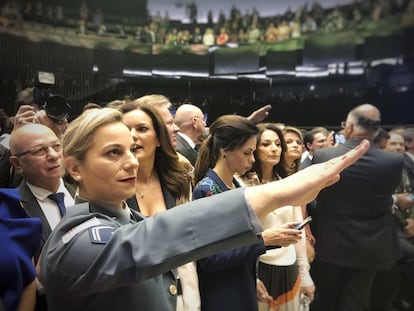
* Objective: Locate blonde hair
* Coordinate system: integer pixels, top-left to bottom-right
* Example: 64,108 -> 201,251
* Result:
134,94 -> 172,109
282,126 -> 304,175
63,108 -> 122,162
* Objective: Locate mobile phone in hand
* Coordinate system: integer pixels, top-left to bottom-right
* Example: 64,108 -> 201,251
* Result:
293,216 -> 312,230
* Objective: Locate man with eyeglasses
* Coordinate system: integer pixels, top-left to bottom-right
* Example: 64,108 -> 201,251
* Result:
9,123 -> 75,311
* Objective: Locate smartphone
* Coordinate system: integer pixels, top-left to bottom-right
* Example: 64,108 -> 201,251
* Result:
293,216 -> 312,230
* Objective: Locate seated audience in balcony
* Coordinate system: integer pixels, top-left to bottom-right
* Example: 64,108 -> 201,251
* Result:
216,27 -> 229,45
265,22 -> 279,43
290,19 -> 302,38
165,28 -> 178,45
301,15 -> 317,34
178,30 -> 191,45
202,27 -> 215,46
238,28 -> 248,43
92,9 -> 104,34
247,21 -> 262,43
277,20 -> 291,41
191,26 -> 203,44
349,7 -> 364,27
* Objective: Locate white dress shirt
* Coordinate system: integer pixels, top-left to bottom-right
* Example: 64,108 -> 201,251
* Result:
26,179 -> 75,230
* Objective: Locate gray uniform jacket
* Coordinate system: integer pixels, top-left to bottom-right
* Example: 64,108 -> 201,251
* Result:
40,188 -> 262,311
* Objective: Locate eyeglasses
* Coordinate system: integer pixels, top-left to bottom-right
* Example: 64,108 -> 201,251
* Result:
13,141 -> 62,157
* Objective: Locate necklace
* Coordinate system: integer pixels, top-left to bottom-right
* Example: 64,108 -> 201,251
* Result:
136,172 -> 157,200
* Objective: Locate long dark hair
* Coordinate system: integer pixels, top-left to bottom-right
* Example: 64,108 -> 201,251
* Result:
119,102 -> 191,203
193,115 -> 258,185
248,123 -> 288,181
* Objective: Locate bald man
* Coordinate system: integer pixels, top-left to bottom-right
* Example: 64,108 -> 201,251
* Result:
9,124 -> 76,310
9,123 -> 76,251
174,104 -> 207,166
310,104 -> 404,311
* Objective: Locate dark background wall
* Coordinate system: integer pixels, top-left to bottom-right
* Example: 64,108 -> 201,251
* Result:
1,8 -> 413,128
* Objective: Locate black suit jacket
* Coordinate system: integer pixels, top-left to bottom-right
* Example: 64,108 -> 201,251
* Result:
312,138 -> 404,269
404,153 -> 414,188
176,134 -> 198,166
126,186 -> 176,213
18,181 -> 76,263
300,156 -> 312,170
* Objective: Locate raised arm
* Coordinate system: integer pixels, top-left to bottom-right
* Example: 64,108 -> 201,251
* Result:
245,139 -> 370,220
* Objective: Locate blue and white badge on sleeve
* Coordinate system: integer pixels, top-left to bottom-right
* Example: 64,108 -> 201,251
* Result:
62,217 -> 101,244
88,226 -> 116,244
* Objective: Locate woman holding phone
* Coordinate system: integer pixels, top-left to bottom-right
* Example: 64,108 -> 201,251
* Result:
39,108 -> 369,311
240,123 -> 315,311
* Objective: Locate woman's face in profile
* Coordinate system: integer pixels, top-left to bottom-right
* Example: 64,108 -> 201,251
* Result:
122,109 -> 160,162
76,122 -> 139,207
224,136 -> 257,176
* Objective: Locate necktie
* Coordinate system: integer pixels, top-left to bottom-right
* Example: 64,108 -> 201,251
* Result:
48,192 -> 66,217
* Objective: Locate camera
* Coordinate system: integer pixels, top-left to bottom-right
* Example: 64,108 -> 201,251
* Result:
33,72 -> 71,122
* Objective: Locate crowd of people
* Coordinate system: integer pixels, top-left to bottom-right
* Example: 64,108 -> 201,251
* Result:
1,0 -> 414,45
0,84 -> 413,311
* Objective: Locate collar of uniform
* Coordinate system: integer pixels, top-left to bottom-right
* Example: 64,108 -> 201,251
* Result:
88,201 -> 131,225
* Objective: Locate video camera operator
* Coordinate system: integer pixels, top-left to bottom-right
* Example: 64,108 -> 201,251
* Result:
14,72 -> 70,139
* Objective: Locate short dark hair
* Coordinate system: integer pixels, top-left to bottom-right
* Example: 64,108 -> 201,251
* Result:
303,128 -> 323,151
373,128 -> 390,146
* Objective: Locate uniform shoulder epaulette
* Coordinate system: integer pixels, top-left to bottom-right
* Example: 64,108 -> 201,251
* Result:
88,225 -> 116,244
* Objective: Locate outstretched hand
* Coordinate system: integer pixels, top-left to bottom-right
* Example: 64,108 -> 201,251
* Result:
246,105 -> 272,124
246,139 -> 370,219
282,139 -> 370,206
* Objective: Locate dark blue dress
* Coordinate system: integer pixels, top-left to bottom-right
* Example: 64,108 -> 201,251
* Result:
193,169 -> 265,311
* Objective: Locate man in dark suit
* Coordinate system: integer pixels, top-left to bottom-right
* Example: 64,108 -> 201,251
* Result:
9,123 -> 75,310
174,104 -> 206,166
403,128 -> 414,187
301,128 -> 328,169
174,104 -> 273,166
310,104 -> 404,311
